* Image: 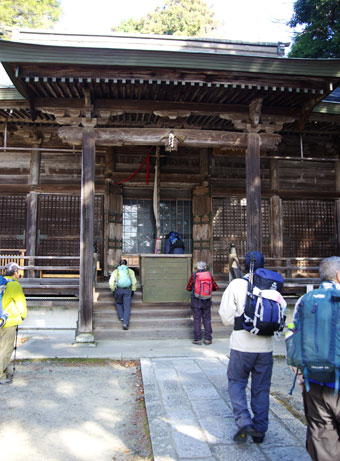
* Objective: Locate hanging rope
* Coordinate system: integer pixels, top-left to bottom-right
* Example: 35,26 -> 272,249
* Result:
113,146 -> 153,185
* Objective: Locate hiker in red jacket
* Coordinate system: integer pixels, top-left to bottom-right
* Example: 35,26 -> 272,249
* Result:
187,261 -> 218,345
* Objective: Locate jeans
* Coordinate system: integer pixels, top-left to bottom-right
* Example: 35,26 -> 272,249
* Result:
227,348 -> 273,433
114,287 -> 132,326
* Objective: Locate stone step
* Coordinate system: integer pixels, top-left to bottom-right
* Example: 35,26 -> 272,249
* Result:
93,325 -> 232,340
93,283 -> 227,340
93,308 -> 192,319
93,315 -> 226,329
94,290 -> 224,303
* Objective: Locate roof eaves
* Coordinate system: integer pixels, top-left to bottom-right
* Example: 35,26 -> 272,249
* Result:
0,40 -> 340,79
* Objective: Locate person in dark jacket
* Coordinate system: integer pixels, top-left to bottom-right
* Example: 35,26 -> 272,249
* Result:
187,261 -> 218,345
165,231 -> 185,254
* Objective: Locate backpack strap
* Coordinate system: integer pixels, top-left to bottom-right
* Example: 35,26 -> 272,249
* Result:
335,368 -> 340,395
303,366 -> 310,392
289,368 -> 299,395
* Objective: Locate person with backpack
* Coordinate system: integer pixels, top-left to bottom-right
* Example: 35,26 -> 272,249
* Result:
109,259 -> 137,330
186,261 -> 218,345
286,256 -> 340,461
165,231 -> 185,255
0,262 -> 27,385
218,251 -> 285,444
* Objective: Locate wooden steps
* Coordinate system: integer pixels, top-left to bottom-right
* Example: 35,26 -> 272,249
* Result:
93,282 -> 232,340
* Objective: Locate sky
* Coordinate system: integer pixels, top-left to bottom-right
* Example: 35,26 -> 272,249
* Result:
53,0 -> 297,44
0,0 -> 298,87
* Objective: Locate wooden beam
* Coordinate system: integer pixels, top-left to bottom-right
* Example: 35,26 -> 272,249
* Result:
58,126 -> 281,150
78,127 -> 95,339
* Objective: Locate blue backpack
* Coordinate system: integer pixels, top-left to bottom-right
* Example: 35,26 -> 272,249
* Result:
234,268 -> 286,336
286,282 -> 340,394
0,276 -> 10,327
117,265 -> 132,288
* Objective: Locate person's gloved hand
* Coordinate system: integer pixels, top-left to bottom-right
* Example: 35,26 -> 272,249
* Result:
131,291 -> 134,297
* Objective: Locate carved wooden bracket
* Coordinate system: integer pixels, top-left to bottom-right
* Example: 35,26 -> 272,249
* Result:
299,94 -> 326,131
220,110 -> 295,135
43,108 -> 83,126
153,111 -> 191,120
81,89 -> 97,128
249,98 -> 263,128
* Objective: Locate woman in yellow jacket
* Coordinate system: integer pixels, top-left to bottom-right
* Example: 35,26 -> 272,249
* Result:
0,262 -> 27,384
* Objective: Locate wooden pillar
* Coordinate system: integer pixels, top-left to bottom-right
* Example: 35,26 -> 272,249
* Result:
77,128 -> 95,340
192,185 -> 212,270
26,145 -> 41,277
270,159 -> 283,257
246,131 -> 262,252
107,183 -> 123,275
154,146 -> 161,253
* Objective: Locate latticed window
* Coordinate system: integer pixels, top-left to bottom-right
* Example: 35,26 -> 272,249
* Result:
37,194 -> 104,265
122,199 -> 192,254
0,195 -> 26,249
282,200 -> 336,257
212,197 -> 270,274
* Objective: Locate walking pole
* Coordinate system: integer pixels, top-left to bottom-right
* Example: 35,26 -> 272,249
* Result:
12,325 -> 18,380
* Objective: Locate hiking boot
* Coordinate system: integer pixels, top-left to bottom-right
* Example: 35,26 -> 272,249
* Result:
0,378 -> 12,385
122,324 -> 128,330
233,425 -> 261,443
192,340 -> 202,345
204,340 -> 212,345
252,433 -> 265,444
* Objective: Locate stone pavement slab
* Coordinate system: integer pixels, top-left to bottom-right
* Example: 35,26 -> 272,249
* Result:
14,331 -> 308,460
141,356 -> 311,461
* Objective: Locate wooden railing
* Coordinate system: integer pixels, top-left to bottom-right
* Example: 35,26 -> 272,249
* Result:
232,256 -> 323,293
1,254 -> 99,278
0,249 -> 26,277
0,253 -> 99,296
0,255 -> 80,277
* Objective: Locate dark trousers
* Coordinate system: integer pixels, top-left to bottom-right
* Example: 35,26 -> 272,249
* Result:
114,287 -> 132,326
227,349 -> 273,433
192,306 -> 212,341
303,382 -> 340,461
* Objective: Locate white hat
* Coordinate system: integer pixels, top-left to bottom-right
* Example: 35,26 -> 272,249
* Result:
5,262 -> 23,272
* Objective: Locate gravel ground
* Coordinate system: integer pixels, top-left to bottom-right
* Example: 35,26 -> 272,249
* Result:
1,356 -> 306,461
0,360 -> 152,461
271,356 -> 306,425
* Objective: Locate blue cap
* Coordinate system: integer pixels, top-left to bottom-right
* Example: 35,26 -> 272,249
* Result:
244,251 -> 264,271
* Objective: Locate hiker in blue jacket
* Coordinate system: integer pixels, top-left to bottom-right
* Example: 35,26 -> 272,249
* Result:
109,260 -> 137,331
292,256 -> 340,461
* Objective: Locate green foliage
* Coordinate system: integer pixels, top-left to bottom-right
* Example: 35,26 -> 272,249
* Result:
113,0 -> 218,37
289,0 -> 340,57
0,0 -> 62,30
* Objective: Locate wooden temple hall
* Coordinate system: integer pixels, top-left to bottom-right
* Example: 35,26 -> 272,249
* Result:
1,30 -> 340,339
